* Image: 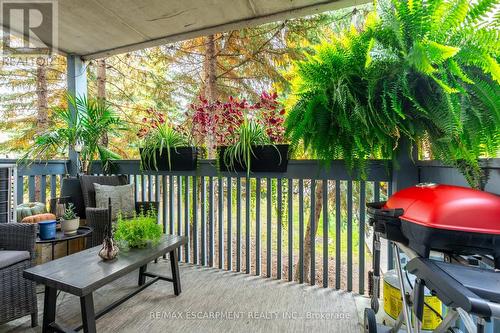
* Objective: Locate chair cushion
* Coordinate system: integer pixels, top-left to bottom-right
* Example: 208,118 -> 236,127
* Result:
0,250 -> 30,269
21,213 -> 57,224
94,183 -> 135,220
80,175 -> 128,208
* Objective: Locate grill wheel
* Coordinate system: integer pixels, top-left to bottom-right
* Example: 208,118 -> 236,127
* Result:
364,308 -> 377,333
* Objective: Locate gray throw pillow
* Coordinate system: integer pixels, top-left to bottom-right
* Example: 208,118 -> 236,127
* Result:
94,183 -> 135,220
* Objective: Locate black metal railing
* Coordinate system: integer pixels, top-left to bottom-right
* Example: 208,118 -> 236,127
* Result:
4,157 -> 498,295
0,159 -> 70,204
88,160 -> 393,294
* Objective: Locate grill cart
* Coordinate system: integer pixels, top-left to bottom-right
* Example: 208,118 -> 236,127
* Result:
364,183 -> 500,333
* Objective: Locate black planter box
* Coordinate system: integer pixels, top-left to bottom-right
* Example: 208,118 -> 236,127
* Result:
218,144 -> 289,173
217,147 -> 246,172
140,147 -> 198,171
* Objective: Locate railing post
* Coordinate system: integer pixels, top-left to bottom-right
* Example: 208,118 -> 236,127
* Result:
392,137 -> 418,192
66,55 -> 87,176
388,137 -> 418,269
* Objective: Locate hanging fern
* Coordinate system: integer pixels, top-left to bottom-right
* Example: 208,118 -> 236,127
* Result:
286,0 -> 500,188
286,23 -> 392,176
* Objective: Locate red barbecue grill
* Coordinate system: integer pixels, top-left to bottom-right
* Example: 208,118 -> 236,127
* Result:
369,183 -> 500,266
364,183 -> 500,333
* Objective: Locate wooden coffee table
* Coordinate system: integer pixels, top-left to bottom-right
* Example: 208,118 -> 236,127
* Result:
24,234 -> 187,333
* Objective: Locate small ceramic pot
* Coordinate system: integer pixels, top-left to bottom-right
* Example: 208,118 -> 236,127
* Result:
38,220 -> 57,240
61,217 -> 80,235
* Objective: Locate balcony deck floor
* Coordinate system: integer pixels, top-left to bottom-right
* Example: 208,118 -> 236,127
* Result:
2,259 -> 362,333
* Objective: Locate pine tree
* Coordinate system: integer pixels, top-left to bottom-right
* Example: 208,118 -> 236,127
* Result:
0,54 -> 66,156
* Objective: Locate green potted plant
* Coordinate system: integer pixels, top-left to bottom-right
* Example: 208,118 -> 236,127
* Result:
285,0 -> 500,187
219,118 -> 289,174
20,94 -> 125,218
138,109 -> 198,171
191,92 -> 289,174
113,208 -> 163,249
21,94 -> 124,173
61,203 -> 79,235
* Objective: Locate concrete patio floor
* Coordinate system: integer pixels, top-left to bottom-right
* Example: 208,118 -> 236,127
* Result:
1,259 -> 363,333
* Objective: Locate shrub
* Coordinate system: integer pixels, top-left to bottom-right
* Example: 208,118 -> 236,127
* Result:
190,91 -> 286,148
113,208 -> 163,248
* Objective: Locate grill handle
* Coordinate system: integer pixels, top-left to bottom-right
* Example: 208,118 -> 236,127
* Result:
366,201 -> 404,218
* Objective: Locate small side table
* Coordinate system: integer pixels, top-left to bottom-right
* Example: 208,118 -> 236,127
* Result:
36,226 -> 93,260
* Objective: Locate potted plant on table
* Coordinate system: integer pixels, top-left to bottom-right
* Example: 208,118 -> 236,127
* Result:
138,108 -> 198,171
61,203 -> 80,235
113,208 -> 163,249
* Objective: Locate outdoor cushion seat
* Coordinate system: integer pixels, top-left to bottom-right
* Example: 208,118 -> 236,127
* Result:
0,223 -> 37,326
0,250 -> 30,269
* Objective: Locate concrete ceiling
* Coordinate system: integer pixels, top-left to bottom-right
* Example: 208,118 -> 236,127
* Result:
2,0 -> 369,60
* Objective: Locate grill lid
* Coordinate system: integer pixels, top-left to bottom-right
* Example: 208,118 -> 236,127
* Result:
384,184 -> 500,235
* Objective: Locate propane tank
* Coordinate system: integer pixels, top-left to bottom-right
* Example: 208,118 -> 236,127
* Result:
383,269 -> 444,331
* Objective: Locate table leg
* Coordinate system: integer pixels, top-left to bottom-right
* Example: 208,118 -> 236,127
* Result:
42,286 -> 57,333
169,250 -> 181,295
51,243 -> 55,260
138,264 -> 147,286
80,293 -> 97,333
67,240 -> 70,256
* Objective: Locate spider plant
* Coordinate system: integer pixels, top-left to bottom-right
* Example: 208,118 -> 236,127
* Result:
223,119 -> 275,175
139,123 -> 188,171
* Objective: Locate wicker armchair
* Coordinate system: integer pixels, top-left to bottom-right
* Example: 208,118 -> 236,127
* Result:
0,223 -> 38,327
80,175 -> 159,247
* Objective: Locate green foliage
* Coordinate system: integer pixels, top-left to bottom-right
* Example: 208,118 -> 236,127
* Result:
21,98 -> 79,161
21,94 -> 124,173
77,96 -> 125,172
286,0 -> 500,187
223,119 -> 273,174
139,123 -> 189,170
1,10 -> 367,160
113,208 -> 162,248
62,203 -> 77,220
286,24 -> 388,175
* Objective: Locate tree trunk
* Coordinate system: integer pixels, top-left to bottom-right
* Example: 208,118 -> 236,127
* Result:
34,56 -> 48,202
295,180 -> 323,283
204,35 -> 218,101
203,35 -> 218,158
97,58 -> 108,147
